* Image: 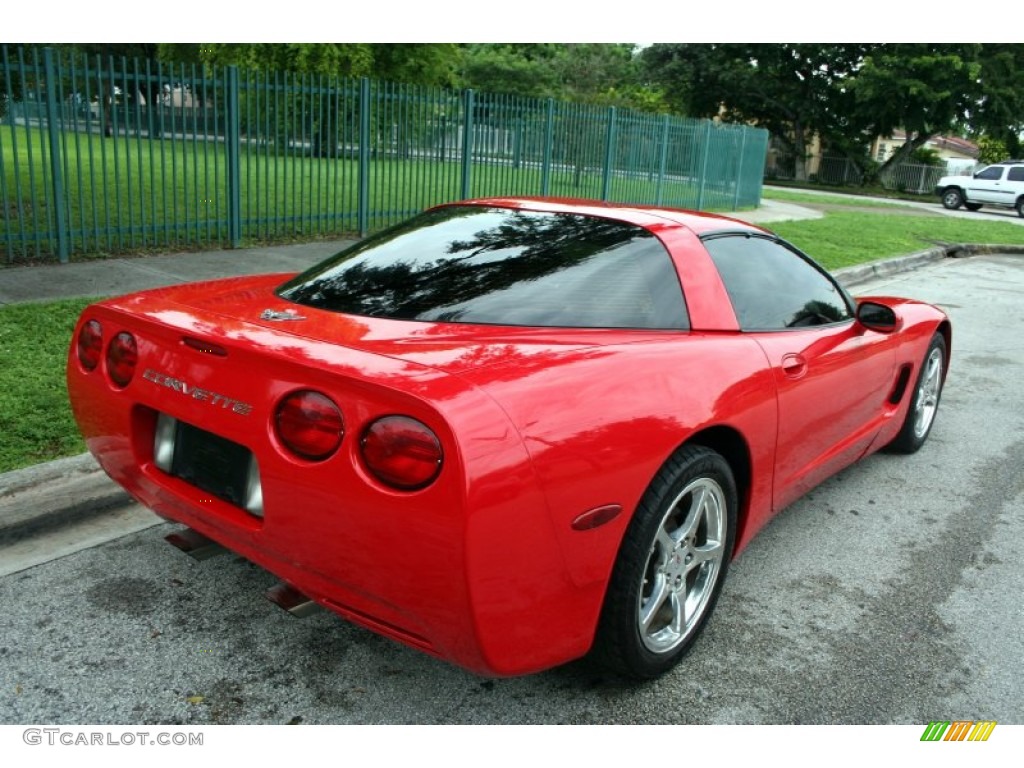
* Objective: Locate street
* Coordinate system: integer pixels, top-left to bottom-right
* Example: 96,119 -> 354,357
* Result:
1,253 -> 1022,724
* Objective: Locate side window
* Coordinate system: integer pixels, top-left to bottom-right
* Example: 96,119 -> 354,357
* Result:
1007,167 -> 1024,182
975,166 -> 1004,181
703,235 -> 853,331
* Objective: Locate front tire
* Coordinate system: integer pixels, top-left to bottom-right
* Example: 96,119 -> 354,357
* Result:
887,333 -> 946,454
964,202 -> 983,212
941,188 -> 964,210
591,445 -> 737,679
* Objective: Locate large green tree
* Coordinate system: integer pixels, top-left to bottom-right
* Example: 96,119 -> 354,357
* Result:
180,43 -> 461,87
641,43 -> 868,180
642,43 -> 1024,183
457,44 -> 563,99
458,43 -> 660,110
848,44 -> 983,182
973,44 -> 1024,157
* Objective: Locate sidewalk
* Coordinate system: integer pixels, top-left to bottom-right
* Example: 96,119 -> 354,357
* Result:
0,239 -> 357,306
0,195 -> 993,557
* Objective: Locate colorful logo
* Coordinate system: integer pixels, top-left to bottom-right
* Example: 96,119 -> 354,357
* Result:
921,721 -> 997,742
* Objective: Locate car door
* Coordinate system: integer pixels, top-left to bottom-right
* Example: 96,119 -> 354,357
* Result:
702,233 -> 898,512
965,165 -> 1009,204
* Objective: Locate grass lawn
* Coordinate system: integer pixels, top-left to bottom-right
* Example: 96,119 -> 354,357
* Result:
764,178 -> 937,204
762,187 -> 920,209
771,211 -> 1024,269
0,297 -> 94,473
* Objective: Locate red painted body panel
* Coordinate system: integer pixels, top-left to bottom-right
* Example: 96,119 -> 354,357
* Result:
66,198 -> 950,676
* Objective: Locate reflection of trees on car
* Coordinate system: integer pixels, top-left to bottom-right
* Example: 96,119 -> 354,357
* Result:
280,206 -> 687,328
786,299 -> 848,328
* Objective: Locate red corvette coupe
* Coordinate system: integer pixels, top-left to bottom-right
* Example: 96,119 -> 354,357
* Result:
67,198 -> 950,679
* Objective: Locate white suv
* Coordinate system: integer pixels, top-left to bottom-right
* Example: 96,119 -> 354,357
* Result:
935,161 -> 1024,217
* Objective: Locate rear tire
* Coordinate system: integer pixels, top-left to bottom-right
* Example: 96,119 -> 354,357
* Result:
941,188 -> 964,210
1016,198 -> 1024,218
887,333 -> 946,454
591,445 -> 737,679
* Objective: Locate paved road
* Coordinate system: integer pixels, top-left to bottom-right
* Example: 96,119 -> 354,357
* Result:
0,254 -> 1021,725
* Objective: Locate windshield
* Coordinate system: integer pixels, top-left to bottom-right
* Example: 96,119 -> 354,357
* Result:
277,206 -> 689,330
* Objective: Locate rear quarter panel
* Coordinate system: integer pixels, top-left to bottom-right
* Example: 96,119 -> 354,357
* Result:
456,333 -> 777,672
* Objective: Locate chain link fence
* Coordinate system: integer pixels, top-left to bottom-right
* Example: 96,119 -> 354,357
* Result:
766,151 -> 953,194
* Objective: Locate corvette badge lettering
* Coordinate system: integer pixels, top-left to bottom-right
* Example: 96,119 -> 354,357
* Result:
142,369 -> 253,415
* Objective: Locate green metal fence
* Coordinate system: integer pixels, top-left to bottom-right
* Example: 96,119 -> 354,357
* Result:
0,46 -> 769,264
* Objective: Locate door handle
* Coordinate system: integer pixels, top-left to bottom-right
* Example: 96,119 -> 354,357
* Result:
781,353 -> 807,379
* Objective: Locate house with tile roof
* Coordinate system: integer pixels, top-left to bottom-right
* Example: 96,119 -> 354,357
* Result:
871,132 -> 979,174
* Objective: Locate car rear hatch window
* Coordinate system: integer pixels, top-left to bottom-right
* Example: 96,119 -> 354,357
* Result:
277,206 -> 688,330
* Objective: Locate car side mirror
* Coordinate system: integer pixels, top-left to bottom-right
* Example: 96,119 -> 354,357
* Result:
857,301 -> 899,333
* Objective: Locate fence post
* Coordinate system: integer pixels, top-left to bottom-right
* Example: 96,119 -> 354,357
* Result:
513,114 -> 522,170
225,65 -> 242,247
656,115 -> 670,206
755,131 -> 767,205
358,77 -> 371,237
732,128 -> 747,210
460,89 -> 475,200
696,120 -> 713,211
601,107 -> 617,201
43,47 -> 69,263
541,98 -> 554,196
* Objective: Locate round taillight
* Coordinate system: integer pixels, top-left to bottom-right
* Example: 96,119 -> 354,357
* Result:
360,415 -> 442,491
274,390 -> 344,460
77,319 -> 103,371
106,331 -> 137,387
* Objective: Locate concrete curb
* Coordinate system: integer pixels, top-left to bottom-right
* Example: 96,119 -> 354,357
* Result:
836,243 -> 1024,287
835,247 -> 947,287
943,242 -> 1024,258
0,454 -> 132,546
1,243 -> 1020,547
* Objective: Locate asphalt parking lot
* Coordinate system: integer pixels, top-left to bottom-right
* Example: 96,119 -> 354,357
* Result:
0,252 -> 1021,726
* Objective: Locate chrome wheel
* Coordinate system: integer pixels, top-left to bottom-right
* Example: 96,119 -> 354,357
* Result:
637,477 -> 727,654
592,445 -> 737,679
913,346 -> 943,439
886,332 -> 946,454
941,188 -> 963,209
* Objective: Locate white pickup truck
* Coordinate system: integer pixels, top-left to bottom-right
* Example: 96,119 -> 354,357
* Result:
935,161 -> 1024,217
